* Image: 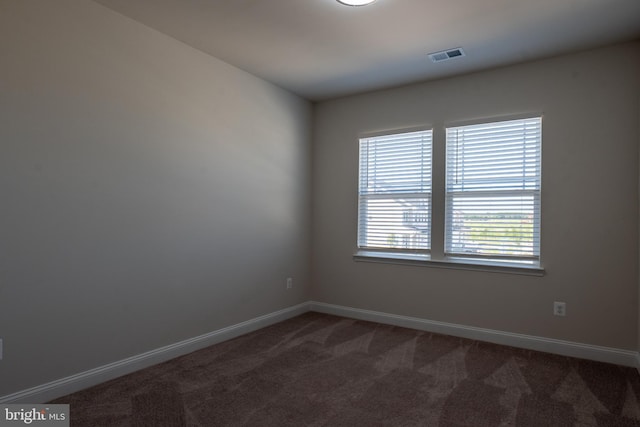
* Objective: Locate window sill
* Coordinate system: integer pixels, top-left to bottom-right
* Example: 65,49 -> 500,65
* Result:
353,250 -> 545,276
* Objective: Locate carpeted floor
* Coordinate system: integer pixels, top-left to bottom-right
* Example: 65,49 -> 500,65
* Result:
51,312 -> 640,426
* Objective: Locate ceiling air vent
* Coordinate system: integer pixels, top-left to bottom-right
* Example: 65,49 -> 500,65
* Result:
428,48 -> 465,63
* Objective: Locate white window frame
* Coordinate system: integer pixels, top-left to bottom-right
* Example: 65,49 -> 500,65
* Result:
357,127 -> 433,257
354,115 -> 544,276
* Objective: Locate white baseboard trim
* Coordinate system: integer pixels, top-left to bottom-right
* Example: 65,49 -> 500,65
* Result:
309,301 -> 639,368
3,300 -> 637,403
0,302 -> 310,404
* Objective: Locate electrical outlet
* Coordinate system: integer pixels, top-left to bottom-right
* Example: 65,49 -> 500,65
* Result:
553,301 -> 566,317
286,277 -> 293,289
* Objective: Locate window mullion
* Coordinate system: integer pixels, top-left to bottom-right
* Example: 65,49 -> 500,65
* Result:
430,124 -> 446,261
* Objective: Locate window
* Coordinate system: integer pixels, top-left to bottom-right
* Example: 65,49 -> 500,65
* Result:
356,116 -> 542,274
358,129 -> 432,253
445,117 -> 542,265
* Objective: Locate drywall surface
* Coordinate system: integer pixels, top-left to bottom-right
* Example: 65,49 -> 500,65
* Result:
312,42 -> 640,350
0,0 -> 311,396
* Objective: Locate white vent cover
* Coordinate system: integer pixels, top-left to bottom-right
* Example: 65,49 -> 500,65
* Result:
428,48 -> 465,63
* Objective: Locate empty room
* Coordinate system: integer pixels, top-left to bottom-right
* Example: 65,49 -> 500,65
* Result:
2,0 -> 640,425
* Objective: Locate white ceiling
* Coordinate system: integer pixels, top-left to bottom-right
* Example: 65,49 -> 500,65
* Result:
93,0 -> 640,101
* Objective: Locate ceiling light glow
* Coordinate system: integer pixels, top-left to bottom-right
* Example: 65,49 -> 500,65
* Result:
337,0 -> 376,6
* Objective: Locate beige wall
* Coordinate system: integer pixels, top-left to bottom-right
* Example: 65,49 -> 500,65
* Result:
0,0 -> 311,396
312,42 -> 640,350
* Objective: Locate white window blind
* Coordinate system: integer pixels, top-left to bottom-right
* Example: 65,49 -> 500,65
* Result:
445,117 -> 541,263
358,129 -> 432,252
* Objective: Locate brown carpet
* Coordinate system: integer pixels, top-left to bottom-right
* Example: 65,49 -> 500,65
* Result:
51,312 -> 640,426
